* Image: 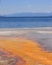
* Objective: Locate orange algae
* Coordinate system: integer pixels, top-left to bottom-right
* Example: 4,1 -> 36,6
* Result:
0,37 -> 52,65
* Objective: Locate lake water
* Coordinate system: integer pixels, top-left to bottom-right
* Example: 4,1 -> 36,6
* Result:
0,17 -> 52,28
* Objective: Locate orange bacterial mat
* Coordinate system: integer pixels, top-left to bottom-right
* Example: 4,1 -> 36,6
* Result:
0,37 -> 52,65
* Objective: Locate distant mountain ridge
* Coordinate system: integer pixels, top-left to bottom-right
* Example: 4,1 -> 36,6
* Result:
5,12 -> 51,17
0,12 -> 52,17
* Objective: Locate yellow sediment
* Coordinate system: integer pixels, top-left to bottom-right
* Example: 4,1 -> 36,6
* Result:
0,37 -> 52,65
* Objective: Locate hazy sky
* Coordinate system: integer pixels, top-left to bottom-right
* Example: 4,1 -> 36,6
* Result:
0,0 -> 52,15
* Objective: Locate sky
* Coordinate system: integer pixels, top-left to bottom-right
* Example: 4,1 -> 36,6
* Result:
0,0 -> 52,15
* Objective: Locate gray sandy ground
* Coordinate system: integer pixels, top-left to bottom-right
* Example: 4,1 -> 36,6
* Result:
0,28 -> 52,52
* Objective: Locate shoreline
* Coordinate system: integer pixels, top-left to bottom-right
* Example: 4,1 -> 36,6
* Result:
0,27 -> 52,52
0,27 -> 52,36
0,27 -> 52,29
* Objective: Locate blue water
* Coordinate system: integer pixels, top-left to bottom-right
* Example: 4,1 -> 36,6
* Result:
0,17 -> 52,28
